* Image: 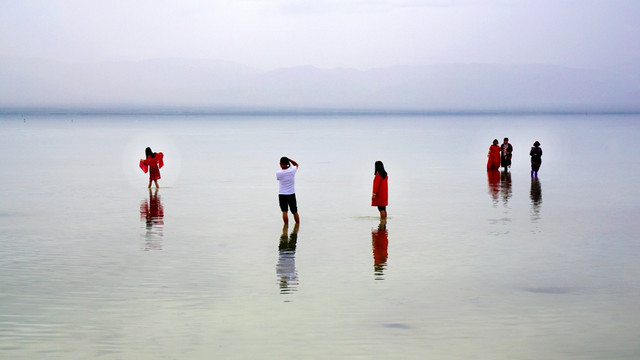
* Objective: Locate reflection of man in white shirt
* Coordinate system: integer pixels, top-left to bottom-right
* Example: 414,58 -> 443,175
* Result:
276,156 -> 300,224
277,223 -> 299,295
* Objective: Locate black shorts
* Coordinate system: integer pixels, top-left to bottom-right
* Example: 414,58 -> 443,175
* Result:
377,206 -> 386,211
279,194 -> 298,213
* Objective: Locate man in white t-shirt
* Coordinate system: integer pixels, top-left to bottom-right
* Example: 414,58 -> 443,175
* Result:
276,156 -> 300,224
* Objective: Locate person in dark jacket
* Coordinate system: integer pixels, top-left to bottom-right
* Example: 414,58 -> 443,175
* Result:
530,141 -> 543,177
500,137 -> 513,171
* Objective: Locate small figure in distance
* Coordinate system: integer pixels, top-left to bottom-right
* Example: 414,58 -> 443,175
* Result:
530,141 -> 543,177
487,139 -> 501,170
276,156 -> 300,225
371,161 -> 388,219
500,137 -> 513,171
139,147 -> 164,189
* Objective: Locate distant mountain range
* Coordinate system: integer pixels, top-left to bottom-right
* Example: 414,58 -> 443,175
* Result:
1,57 -> 639,112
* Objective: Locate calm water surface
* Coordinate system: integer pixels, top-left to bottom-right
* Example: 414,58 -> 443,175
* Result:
1,114 -> 639,359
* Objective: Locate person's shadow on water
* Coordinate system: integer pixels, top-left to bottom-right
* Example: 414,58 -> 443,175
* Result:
372,219 -> 388,280
277,223 -> 299,297
140,188 -> 164,250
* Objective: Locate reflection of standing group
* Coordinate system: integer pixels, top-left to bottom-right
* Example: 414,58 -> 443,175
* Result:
487,167 -> 512,206
487,138 -> 543,177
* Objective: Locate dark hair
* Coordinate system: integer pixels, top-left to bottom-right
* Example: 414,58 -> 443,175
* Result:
533,141 -> 540,147
503,137 -> 509,141
145,147 -> 155,158
280,156 -> 290,167
374,161 -> 387,179
493,139 -> 499,145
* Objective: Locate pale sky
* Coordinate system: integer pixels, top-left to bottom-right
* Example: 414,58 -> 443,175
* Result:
1,0 -> 639,70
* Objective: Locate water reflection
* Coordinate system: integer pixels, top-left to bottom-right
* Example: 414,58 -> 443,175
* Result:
500,170 -> 512,205
487,169 -> 512,205
530,177 -> 542,222
372,219 -> 388,280
140,188 -> 164,250
487,169 -> 501,205
487,170 -> 513,234
277,223 -> 299,297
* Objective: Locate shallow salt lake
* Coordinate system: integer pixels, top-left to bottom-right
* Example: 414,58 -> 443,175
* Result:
1,113 -> 639,359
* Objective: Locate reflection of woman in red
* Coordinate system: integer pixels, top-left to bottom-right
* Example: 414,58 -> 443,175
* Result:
140,188 -> 164,251
139,147 -> 164,188
487,169 -> 501,203
487,139 -> 501,170
140,189 -> 164,226
372,220 -> 388,280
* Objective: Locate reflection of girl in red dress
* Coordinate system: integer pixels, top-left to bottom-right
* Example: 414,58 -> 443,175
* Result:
140,188 -> 164,250
372,220 -> 388,280
487,169 -> 501,203
487,139 -> 501,170
139,147 -> 164,188
140,189 -> 164,225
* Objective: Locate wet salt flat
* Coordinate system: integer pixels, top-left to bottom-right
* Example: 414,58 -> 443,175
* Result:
1,113 -> 639,359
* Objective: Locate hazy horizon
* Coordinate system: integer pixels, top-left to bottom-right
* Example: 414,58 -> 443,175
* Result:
1,1 -> 639,110
1,58 -> 639,111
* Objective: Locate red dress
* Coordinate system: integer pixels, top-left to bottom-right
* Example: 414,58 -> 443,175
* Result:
371,173 -> 388,207
139,152 -> 164,180
487,145 -> 501,170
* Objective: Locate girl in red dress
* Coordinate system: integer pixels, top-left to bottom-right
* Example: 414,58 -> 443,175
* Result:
371,161 -> 388,219
139,147 -> 164,188
487,139 -> 501,170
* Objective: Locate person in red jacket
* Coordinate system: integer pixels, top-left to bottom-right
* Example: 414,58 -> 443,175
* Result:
371,161 -> 388,219
139,147 -> 164,189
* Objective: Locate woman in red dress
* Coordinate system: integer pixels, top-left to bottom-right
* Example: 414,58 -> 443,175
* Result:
487,139 -> 501,170
371,161 -> 388,219
139,147 -> 164,188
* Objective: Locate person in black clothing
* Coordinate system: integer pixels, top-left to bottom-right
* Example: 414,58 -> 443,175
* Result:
500,138 -> 513,171
530,141 -> 543,177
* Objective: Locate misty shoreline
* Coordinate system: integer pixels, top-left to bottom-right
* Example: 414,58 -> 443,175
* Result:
2,58 -> 639,113
2,106 -> 640,117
